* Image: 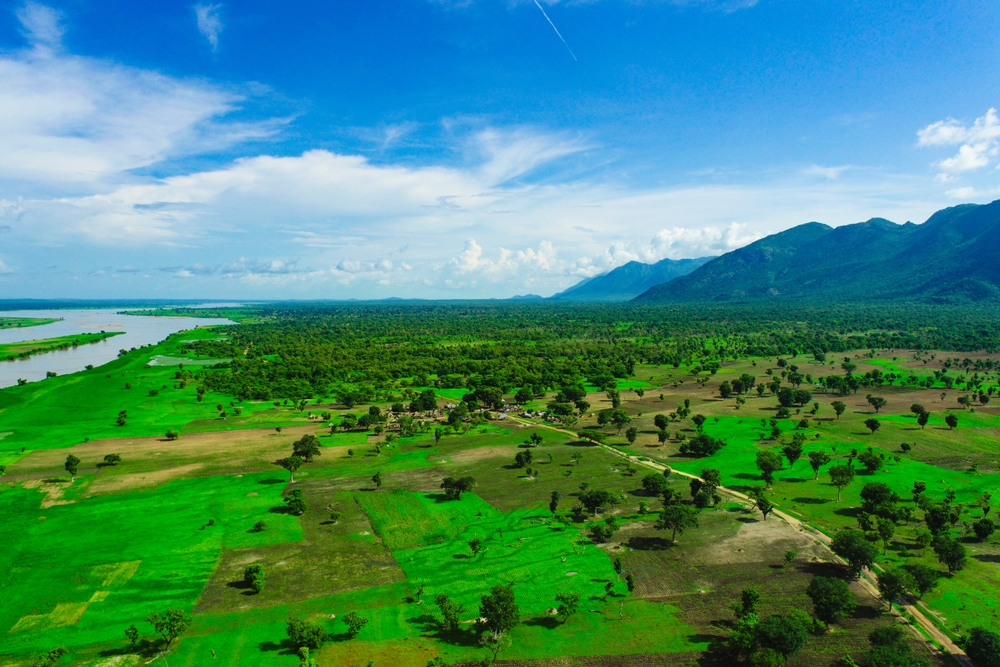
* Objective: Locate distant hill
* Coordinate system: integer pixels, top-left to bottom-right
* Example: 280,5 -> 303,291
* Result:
550,256 -> 714,302
634,200 -> 1000,304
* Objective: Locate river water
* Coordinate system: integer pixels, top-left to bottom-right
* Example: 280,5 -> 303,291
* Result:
0,309 -> 234,388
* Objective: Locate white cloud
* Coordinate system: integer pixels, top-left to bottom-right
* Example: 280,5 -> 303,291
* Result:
16,2 -> 63,51
0,259 -> 12,274
804,165 -> 850,180
195,4 -> 224,51
0,4 -> 279,188
917,108 -> 1000,178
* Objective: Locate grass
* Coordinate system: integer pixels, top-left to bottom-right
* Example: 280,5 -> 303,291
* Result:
0,331 -> 124,362
0,317 -> 62,329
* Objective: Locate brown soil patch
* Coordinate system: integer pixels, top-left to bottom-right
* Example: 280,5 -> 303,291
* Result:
21,478 -> 74,508
449,445 -> 517,464
88,463 -> 206,494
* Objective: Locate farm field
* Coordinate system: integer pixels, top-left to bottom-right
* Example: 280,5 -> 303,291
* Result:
1,303 -> 999,667
0,318 -> 62,330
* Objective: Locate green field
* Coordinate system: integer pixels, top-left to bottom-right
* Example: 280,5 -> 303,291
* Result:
0,317 -> 62,330
3,304 -> 998,666
0,332 -> 123,362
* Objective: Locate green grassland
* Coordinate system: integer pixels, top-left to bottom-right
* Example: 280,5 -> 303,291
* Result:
0,317 -> 62,330
0,332 -> 124,362
2,315 -> 996,666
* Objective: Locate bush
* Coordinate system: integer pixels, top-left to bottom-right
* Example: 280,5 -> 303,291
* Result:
679,433 -> 727,457
966,627 -> 1000,667
286,616 -> 327,649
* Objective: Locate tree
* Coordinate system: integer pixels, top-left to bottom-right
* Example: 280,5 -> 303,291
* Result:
750,489 -> 774,520
64,454 -> 80,482
719,381 -> 733,399
933,536 -> 967,573
285,488 -> 307,515
435,593 -> 466,633
966,628 -> 1000,667
782,441 -> 803,468
554,591 -> 580,623
292,434 -> 322,462
974,517 -> 996,541
610,409 -> 630,434
244,563 -> 265,594
549,490 -> 561,515
945,413 -> 958,429
680,433 -> 727,457
832,401 -> 847,419
145,608 -> 191,651
829,465 -> 855,501
917,411 -> 930,429
469,534 -> 483,556
876,567 -> 915,611
279,455 -> 303,482
857,451 -> 883,474
625,426 -> 638,445
479,583 -> 519,634
656,504 -> 699,542
342,611 -> 369,639
755,614 -> 809,659
830,529 -> 877,577
29,648 -> 67,667
876,517 -> 895,554
692,414 -> 707,432
103,453 -> 122,466
641,473 -> 668,496
654,414 -> 669,430
371,471 -> 382,491
910,403 -> 925,416
866,395 -> 887,413
607,390 -> 622,408
125,624 -> 139,650
904,564 -> 938,598
579,489 -> 612,515
864,418 -> 880,435
286,616 -> 327,650
441,476 -> 476,500
755,450 -> 783,488
808,450 -> 831,480
514,450 -> 532,468
806,576 -> 856,626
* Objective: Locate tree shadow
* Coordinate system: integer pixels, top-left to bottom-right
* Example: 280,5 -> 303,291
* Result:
792,497 -> 830,504
258,639 -> 299,655
974,554 -> 1000,563
566,440 -> 599,448
833,507 -> 861,518
268,505 -> 291,514
737,517 -> 759,524
731,473 -> 762,481
626,536 -> 672,551
523,616 -> 560,630
258,478 -> 285,485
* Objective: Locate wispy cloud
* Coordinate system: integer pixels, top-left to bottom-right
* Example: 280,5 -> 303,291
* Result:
917,108 -> 1000,179
194,4 -> 224,51
16,2 -> 63,51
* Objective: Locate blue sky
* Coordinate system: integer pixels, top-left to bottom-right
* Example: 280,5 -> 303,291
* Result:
1,0 -> 999,299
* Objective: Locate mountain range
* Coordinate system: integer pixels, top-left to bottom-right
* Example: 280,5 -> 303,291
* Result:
550,257 -> 713,302
633,200 -> 1000,304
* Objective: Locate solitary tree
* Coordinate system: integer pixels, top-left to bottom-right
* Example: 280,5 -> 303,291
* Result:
808,450 -> 831,480
435,593 -> 465,633
806,576 -> 856,626
611,409 -> 630,434
549,490 -> 561,515
864,418 -> 880,435
876,567 -> 915,611
441,476 -> 476,500
469,535 -> 483,556
755,450 -> 783,488
372,471 -> 382,491
64,454 -> 81,482
829,465 -> 856,501
945,414 -> 959,430
692,414 -> 707,432
554,591 -> 581,623
656,504 -> 699,542
292,435 -> 322,462
866,395 -> 887,413
479,583 -> 520,636
145,609 -> 191,651
832,401 -> 847,419
917,412 -> 930,429
285,488 -> 307,515
244,563 -> 265,594
103,453 -> 122,466
625,427 -> 638,445
124,624 -> 139,650
830,529 -> 877,577
933,536 -> 967,573
782,440 -> 803,469
342,611 -> 369,639
279,455 -> 303,482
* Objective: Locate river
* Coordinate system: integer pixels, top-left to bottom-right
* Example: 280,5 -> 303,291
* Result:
0,309 -> 234,388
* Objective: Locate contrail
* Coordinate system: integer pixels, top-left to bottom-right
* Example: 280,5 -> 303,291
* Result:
533,0 -> 577,62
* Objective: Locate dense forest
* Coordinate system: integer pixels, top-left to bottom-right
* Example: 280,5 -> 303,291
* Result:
183,302 -> 1000,402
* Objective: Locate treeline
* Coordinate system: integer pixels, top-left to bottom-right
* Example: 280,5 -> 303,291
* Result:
185,302 -> 1000,402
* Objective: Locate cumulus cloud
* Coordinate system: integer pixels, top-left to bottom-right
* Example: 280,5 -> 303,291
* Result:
917,108 -> 1000,178
195,4 -> 224,51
